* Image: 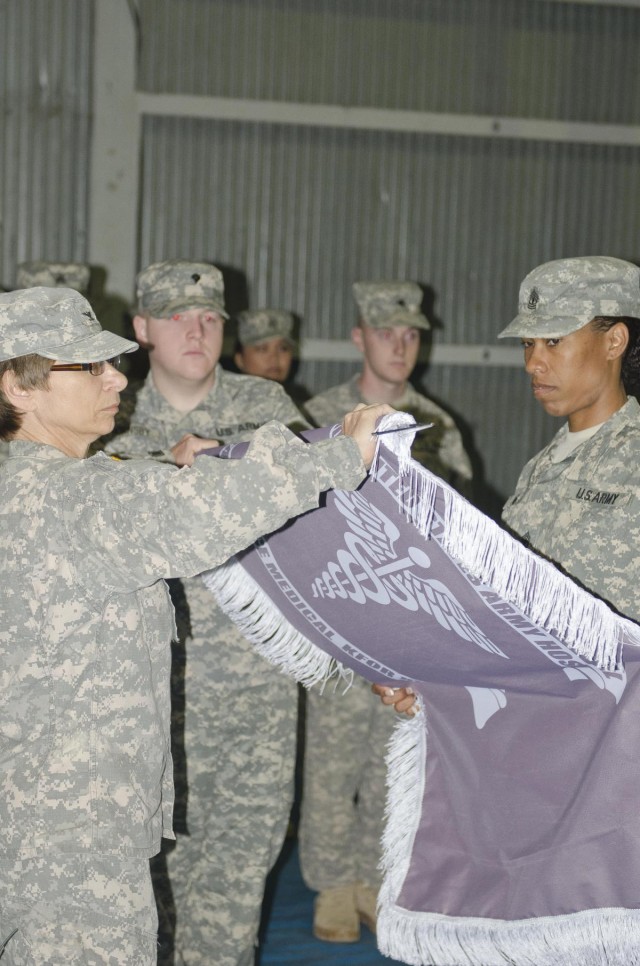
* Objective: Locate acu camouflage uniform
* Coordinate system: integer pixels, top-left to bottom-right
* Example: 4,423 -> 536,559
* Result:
300,376 -> 472,894
502,396 -> 640,624
305,376 -> 471,491
14,261 -> 90,294
0,425 -> 364,964
105,368 -> 309,966
498,255 -> 640,626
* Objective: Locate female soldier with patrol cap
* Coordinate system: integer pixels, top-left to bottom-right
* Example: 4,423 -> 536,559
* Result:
233,308 -> 296,385
0,285 -> 391,965
498,254 -> 640,624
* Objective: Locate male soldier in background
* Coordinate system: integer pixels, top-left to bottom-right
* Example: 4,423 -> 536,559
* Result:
0,283 -> 388,965
14,260 -> 91,295
104,260 -> 310,966
299,280 -> 473,943
305,280 -> 471,487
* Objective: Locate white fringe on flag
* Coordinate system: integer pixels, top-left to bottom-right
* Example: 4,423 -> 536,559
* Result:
206,411 -> 640,683
379,695 -> 427,904
378,902 -> 640,965
371,413 -> 640,671
202,558 -> 353,691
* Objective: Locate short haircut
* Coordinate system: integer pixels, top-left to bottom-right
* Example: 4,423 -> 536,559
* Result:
0,354 -> 53,440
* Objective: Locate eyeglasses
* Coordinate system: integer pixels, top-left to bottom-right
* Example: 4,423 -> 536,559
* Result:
49,356 -> 121,376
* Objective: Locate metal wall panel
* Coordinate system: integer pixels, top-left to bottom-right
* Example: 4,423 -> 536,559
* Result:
138,114 -> 639,497
0,0 -> 93,288
1,0 -> 638,502
136,0 -> 640,124
0,0 -> 619,504
139,118 -> 640,344
293,359 -> 557,513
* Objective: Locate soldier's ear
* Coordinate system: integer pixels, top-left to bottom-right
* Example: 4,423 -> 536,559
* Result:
605,322 -> 629,361
132,314 -> 149,346
234,350 -> 246,372
351,326 -> 365,355
1,370 -> 37,412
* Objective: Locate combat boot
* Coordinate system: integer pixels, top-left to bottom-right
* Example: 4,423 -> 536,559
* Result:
313,883 -> 360,942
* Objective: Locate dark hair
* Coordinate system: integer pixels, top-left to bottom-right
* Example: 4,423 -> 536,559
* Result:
591,316 -> 640,398
0,354 -> 53,439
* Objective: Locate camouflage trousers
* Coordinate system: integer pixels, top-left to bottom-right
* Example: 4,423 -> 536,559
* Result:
0,853 -> 158,965
299,673 -> 397,891
154,579 -> 298,966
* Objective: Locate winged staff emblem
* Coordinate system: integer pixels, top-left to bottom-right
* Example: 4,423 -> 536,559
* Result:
310,490 -> 507,659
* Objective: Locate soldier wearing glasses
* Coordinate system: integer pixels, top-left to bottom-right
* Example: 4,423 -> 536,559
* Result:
0,285 -> 388,965
0,262 -> 92,464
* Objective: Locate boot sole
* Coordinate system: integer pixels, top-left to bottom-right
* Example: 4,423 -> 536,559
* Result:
313,924 -> 361,943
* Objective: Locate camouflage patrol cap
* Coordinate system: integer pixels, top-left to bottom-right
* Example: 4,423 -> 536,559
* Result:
352,281 -> 430,331
237,309 -> 295,346
0,287 -> 138,363
16,261 -> 90,294
498,256 -> 640,339
136,259 -> 228,319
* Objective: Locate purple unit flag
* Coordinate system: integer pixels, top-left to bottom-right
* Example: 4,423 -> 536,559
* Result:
202,418 -> 640,966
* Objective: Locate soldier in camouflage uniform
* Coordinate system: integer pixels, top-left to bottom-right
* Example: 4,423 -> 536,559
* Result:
299,280 -> 473,943
233,309 -> 296,384
104,261 -> 310,966
14,261 -> 91,294
0,284 -> 387,965
232,308 -> 311,408
499,255 -> 640,625
0,263 -> 92,463
305,282 -> 471,485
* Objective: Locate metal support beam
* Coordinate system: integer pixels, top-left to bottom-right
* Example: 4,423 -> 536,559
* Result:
89,0 -> 140,304
137,94 -> 640,148
300,340 -> 523,368
542,0 -> 640,6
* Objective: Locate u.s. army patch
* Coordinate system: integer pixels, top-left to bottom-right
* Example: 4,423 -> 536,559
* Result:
570,484 -> 631,508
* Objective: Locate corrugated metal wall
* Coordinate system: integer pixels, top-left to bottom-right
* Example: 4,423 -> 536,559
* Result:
3,0 -> 639,504
137,111 -> 639,501
139,118 -> 640,344
137,0 -> 640,125
0,0 -> 93,289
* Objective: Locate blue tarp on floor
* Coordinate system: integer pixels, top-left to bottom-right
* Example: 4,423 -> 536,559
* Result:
259,839 -> 402,965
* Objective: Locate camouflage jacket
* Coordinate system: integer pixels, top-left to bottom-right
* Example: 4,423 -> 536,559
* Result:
304,375 -> 472,489
0,427 -> 364,858
105,366 -> 309,462
502,397 -> 640,622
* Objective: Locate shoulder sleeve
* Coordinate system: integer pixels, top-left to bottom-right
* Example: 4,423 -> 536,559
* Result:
263,382 -> 311,433
501,452 -> 541,530
103,428 -> 175,464
304,387 -> 352,428
439,424 -> 473,482
401,394 -> 473,485
64,423 -> 365,592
